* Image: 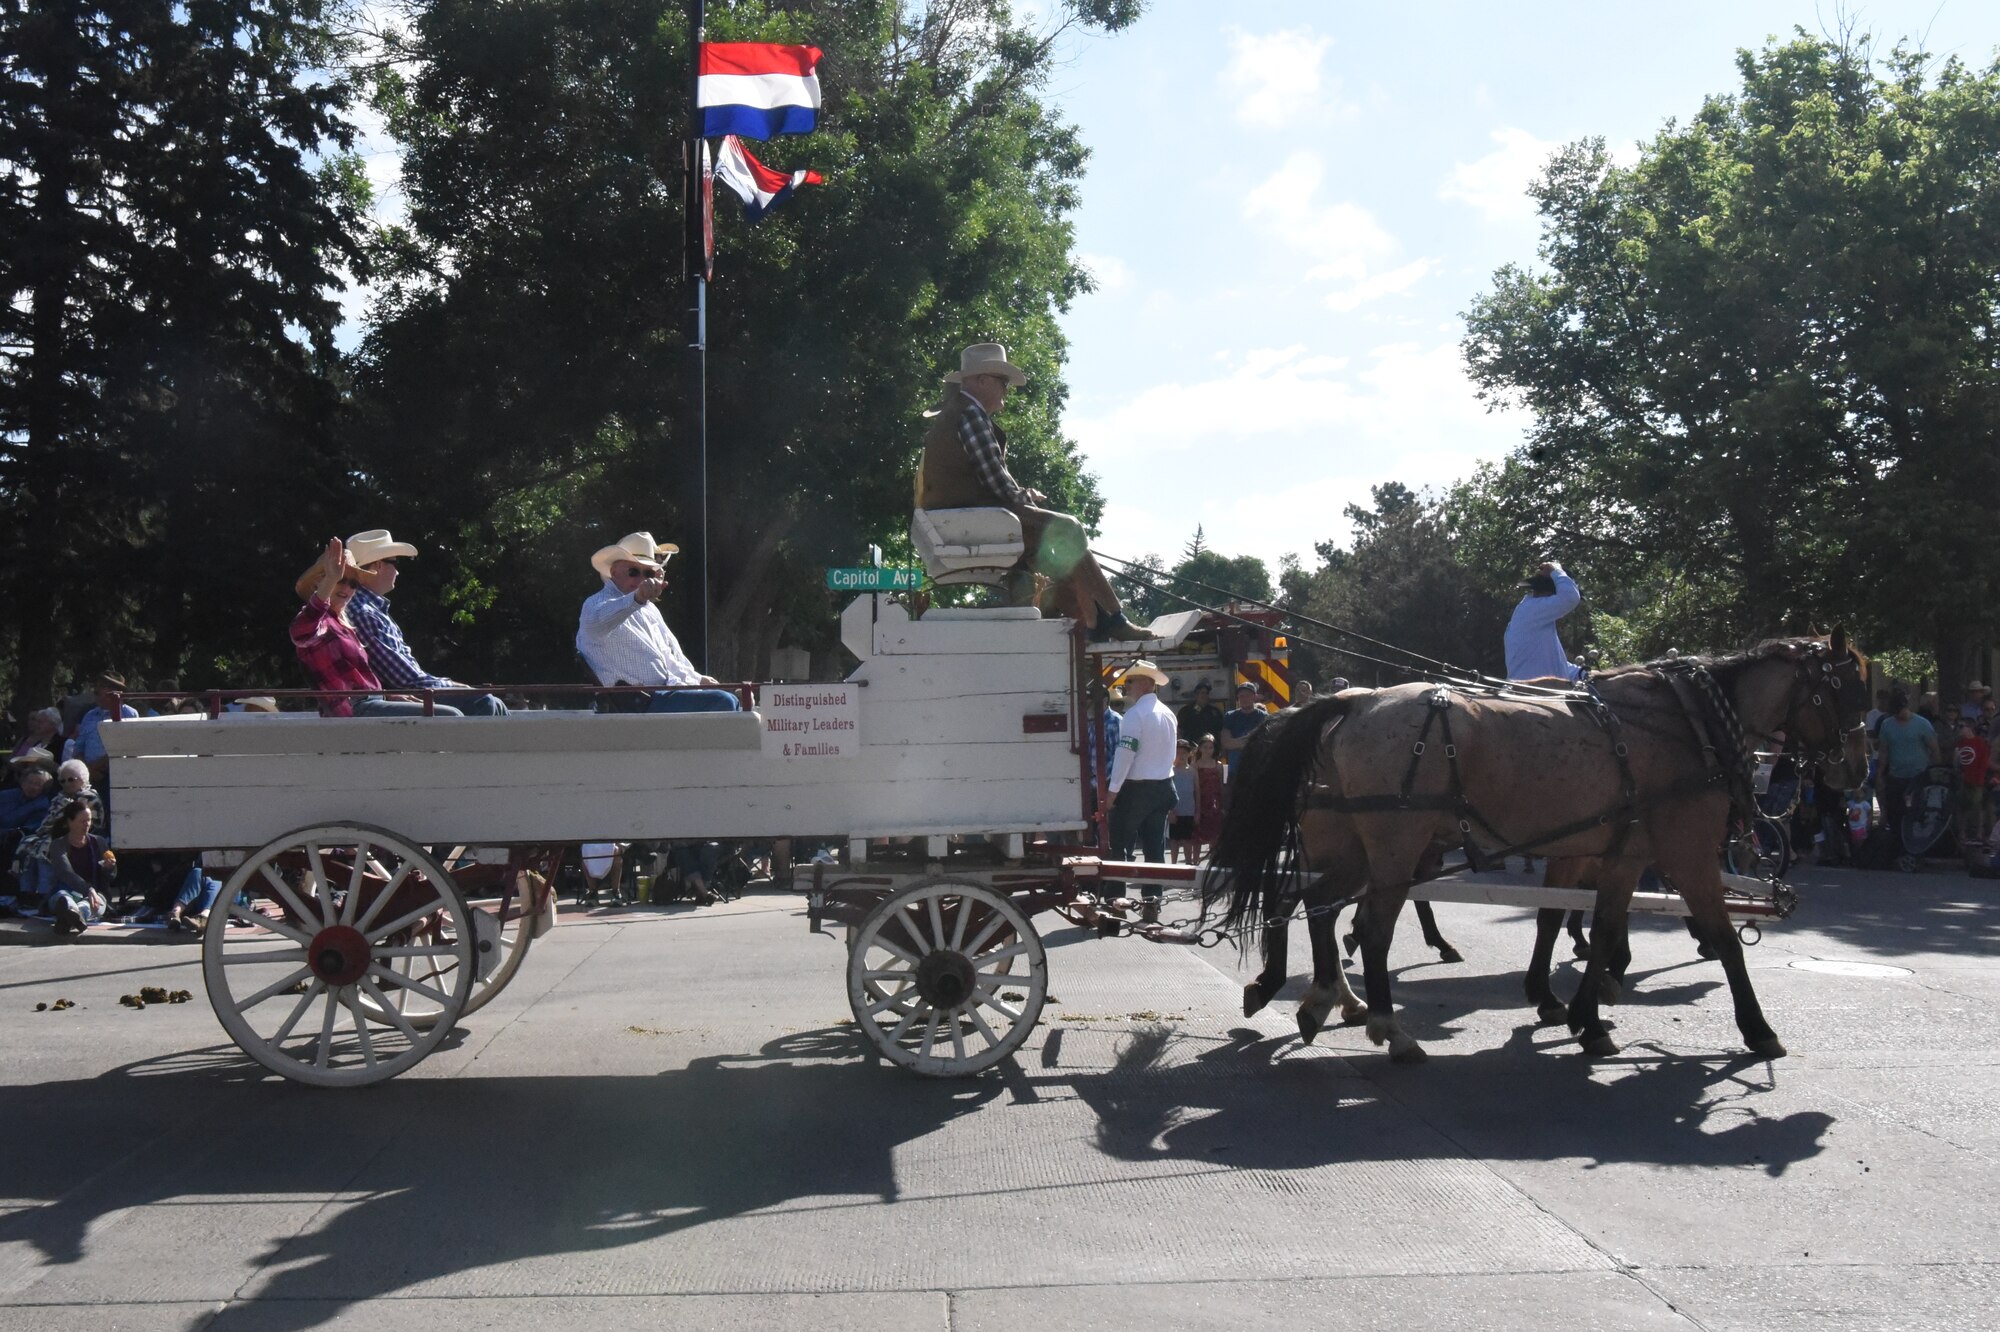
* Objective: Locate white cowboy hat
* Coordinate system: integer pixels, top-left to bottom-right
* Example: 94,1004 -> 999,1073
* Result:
346,530 -> 419,566
1118,659 -> 1170,689
1970,680 -> 1991,694
591,531 -> 680,578
944,342 -> 1027,387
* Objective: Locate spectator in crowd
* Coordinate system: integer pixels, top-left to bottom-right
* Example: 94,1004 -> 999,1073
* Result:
1192,734 -> 1226,851
293,537 -> 465,718
1813,769 -> 1853,866
1981,694 -> 2000,740
1961,681 -> 1992,723
1874,690 -> 1940,858
44,800 -> 113,937
0,755 -> 56,913
1290,680 -> 1315,710
164,862 -> 224,933
11,707 -> 60,762
1955,719 -> 1991,844
1175,682 -> 1224,749
1504,559 -> 1583,683
666,842 -> 721,905
1220,683 -> 1267,771
1866,689 -> 1891,737
305,529 -> 509,717
1084,684 -> 1122,842
577,532 -> 741,713
1107,660 -> 1179,921
11,758 -> 105,912
1169,739 -> 1197,862
66,672 -> 137,806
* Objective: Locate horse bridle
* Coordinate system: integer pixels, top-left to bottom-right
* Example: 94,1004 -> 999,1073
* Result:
1744,642 -> 1867,771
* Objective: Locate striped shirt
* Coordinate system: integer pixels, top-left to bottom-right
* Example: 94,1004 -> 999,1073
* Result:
576,582 -> 702,687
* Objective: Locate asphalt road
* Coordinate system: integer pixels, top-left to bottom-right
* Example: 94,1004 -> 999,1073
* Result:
1,863 -> 1995,1331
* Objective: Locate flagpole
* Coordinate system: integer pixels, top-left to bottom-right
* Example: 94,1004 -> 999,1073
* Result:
687,0 -> 709,670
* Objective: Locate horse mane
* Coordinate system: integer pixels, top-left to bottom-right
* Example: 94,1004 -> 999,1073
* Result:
1593,636 -> 1830,683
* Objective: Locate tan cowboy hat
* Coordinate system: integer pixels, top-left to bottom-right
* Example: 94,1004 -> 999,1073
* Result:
347,530 -> 419,567
946,342 -> 1027,387
238,696 -> 280,714
1970,681 -> 1991,694
1117,659 -> 1170,689
591,531 -> 680,579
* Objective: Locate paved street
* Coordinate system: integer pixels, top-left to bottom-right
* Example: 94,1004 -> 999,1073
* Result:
2,864 -> 1996,1331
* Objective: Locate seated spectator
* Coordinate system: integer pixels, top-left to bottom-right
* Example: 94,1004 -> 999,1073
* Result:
666,841 -> 721,905
576,532 -> 740,714
11,759 -> 102,910
65,672 -> 137,802
300,529 -> 508,718
0,755 -> 55,914
45,800 -> 113,937
293,537 -> 464,718
10,707 -> 60,762
164,862 -> 224,933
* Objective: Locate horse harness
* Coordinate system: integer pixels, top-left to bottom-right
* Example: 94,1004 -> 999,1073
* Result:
1304,646 -> 1851,866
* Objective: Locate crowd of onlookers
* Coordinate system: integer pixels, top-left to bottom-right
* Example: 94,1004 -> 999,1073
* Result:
3,673 -> 226,937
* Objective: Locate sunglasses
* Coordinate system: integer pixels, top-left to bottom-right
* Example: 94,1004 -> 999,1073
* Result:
613,565 -> 659,579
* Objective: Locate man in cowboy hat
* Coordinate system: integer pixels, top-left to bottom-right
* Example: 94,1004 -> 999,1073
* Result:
1107,658 -> 1180,920
916,343 -> 1148,640
577,532 -> 742,713
308,530 -> 510,717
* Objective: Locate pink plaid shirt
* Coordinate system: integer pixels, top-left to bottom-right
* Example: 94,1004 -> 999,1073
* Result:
291,597 -> 383,717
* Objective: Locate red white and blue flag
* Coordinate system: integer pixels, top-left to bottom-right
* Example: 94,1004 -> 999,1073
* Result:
713,135 -> 822,222
697,42 -> 822,139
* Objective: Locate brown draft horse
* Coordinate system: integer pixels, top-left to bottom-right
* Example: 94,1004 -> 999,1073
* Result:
1203,633 -> 1868,1063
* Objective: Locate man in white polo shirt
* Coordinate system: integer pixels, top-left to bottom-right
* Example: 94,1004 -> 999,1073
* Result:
1108,659 -> 1180,922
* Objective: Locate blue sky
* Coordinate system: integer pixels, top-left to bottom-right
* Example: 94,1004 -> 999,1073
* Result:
1042,1 -> 1999,575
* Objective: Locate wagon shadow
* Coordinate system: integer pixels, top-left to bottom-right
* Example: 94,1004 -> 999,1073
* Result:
0,1016 -> 1828,1332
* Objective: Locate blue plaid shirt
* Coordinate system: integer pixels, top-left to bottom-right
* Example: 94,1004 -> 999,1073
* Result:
348,588 -> 459,691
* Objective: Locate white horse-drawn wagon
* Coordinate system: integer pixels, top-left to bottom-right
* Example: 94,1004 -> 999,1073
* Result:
105,510 -> 1814,1085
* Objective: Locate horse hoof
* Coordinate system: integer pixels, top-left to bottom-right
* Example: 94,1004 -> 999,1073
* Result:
1582,1034 -> 1619,1059
1595,974 -> 1623,1005
1390,1044 -> 1428,1065
1242,983 -> 1269,1018
1297,1012 -> 1324,1044
1436,946 -> 1463,964
1749,1036 -> 1788,1060
1339,1004 -> 1368,1027
1571,941 -> 1590,959
1537,1000 -> 1568,1026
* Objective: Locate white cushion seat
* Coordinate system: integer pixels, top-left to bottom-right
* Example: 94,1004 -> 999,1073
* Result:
911,507 -> 1025,587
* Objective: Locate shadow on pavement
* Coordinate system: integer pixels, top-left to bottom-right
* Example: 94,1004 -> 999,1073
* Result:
1,1011 -> 1835,1332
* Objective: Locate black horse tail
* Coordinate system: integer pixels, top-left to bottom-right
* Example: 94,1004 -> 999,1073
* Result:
1199,694 -> 1351,938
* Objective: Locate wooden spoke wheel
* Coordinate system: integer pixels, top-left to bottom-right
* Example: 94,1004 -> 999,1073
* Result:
846,877 -> 1047,1077
204,825 -> 475,1087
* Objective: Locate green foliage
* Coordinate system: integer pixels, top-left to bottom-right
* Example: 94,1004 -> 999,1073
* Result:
1464,30 -> 2000,692
346,0 -> 1140,680
0,1 -> 368,704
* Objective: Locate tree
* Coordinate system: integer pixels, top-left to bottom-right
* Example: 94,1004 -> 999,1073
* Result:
1464,32 -> 2000,694
0,1 -> 368,703
348,0 -> 1140,682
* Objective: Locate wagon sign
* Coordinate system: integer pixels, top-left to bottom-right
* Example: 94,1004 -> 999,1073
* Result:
760,683 -> 860,757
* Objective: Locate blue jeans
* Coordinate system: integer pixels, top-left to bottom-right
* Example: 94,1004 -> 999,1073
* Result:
436,691 -> 507,717
645,690 -> 741,714
174,866 -> 223,915
353,697 -> 465,718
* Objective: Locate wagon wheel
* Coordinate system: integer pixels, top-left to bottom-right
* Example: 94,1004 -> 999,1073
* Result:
846,877 -> 1047,1077
203,824 -> 475,1087
369,861 -> 546,1030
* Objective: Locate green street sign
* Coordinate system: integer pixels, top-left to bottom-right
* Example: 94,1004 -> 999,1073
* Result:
826,566 -> 924,591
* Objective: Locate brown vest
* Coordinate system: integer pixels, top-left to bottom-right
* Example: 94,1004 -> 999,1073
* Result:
915,386 -> 1009,510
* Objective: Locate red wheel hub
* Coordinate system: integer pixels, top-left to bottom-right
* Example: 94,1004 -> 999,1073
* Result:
307,924 -> 371,987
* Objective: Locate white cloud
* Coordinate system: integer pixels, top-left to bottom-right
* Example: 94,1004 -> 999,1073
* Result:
1221,27 -> 1338,129
1324,257 -> 1435,312
1078,251 -> 1133,295
1440,126 -> 1558,224
1076,342 -> 1530,570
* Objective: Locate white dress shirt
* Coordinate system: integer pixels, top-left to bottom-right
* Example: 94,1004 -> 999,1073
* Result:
1504,568 -> 1583,682
1109,692 -> 1179,792
576,582 -> 702,687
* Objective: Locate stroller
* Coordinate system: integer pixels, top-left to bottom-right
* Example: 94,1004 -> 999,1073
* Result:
1896,764 -> 1958,871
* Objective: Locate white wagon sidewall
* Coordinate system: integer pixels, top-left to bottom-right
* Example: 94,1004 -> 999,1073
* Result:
845,876 -> 1048,1077
204,823 -> 477,1087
